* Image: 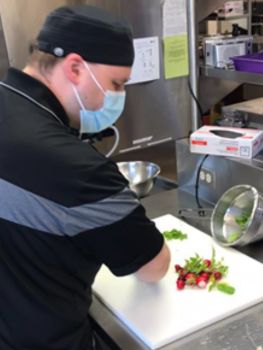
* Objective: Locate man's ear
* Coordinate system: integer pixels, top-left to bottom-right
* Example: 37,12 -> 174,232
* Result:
61,53 -> 85,84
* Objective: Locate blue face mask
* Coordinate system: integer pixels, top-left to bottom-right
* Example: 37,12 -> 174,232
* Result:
72,62 -> 126,134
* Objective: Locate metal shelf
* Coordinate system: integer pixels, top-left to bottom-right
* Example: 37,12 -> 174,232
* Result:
196,1 -> 258,118
200,65 -> 263,86
218,14 -> 249,20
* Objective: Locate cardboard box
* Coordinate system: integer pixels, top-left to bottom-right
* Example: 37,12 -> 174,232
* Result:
190,126 -> 263,159
206,20 -> 219,35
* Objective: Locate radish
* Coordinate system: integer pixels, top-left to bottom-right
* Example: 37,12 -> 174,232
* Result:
199,272 -> 210,282
213,271 -> 222,280
185,273 -> 197,286
203,259 -> 211,268
179,268 -> 187,278
176,278 -> 185,290
174,264 -> 182,273
174,250 -> 234,294
196,276 -> 208,288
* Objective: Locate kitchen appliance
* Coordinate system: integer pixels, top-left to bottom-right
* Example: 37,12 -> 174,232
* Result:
211,184 -> 263,246
93,214 -> 263,350
117,161 -> 160,198
203,35 -> 253,68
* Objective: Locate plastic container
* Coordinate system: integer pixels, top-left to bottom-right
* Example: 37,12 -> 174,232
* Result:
231,52 -> 263,74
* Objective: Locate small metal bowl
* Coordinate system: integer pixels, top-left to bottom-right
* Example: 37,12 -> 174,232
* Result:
117,161 -> 160,198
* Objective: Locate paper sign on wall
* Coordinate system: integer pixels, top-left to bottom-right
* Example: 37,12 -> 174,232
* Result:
162,0 -> 189,79
126,36 -> 160,85
164,34 -> 188,79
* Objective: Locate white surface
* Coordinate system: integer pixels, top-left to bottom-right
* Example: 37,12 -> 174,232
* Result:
92,214 -> 263,349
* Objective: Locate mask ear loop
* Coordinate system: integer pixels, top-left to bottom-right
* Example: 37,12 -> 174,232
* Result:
84,62 -> 106,96
72,85 -> 87,139
72,84 -> 86,110
106,125 -> 120,158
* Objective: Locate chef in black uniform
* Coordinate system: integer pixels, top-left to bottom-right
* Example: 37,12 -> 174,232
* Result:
0,5 -> 171,350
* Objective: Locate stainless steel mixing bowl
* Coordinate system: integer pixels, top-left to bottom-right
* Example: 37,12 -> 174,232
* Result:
117,161 -> 160,198
211,184 -> 263,246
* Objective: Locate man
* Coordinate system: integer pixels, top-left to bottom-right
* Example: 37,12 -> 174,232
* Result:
0,5 -> 170,350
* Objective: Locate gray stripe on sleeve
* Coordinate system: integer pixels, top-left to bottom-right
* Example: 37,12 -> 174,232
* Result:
0,179 -> 139,236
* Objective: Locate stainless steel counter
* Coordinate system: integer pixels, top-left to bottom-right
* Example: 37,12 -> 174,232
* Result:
90,188 -> 263,350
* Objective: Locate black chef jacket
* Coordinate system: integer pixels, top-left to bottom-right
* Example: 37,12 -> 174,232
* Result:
0,68 -> 164,350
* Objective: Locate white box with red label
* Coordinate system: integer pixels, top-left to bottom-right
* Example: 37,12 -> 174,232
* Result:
219,1 -> 244,17
190,126 -> 263,159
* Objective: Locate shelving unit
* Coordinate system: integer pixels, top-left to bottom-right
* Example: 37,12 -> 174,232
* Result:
186,1 -> 263,211
188,1 -> 263,128
218,14 -> 250,19
217,13 -> 251,35
200,65 -> 263,86
196,0 -> 263,116
251,10 -> 263,50
199,1 -> 251,36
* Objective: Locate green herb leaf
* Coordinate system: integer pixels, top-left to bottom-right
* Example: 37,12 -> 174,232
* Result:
235,212 -> 250,230
217,282 -> 235,295
184,254 -> 206,274
211,247 -> 216,267
227,231 -> 241,243
208,274 -> 216,292
163,229 -> 187,241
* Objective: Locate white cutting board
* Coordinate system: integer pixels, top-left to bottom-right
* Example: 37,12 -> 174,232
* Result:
92,214 -> 263,349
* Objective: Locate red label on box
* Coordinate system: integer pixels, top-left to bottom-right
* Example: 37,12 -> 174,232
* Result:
241,136 -> 254,139
226,146 -> 238,152
192,140 -> 207,146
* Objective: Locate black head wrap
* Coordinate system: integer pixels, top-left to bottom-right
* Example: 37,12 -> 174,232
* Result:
36,5 -> 134,66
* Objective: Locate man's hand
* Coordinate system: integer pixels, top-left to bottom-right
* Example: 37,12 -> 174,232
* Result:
135,242 -> 171,283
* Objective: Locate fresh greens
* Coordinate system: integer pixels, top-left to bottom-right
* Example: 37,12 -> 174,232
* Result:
235,212 -> 250,230
227,231 -> 241,243
163,229 -> 187,241
184,249 -> 228,276
217,282 -> 236,295
226,212 -> 251,243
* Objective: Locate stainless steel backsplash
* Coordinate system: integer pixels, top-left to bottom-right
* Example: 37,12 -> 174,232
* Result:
177,138 -> 263,204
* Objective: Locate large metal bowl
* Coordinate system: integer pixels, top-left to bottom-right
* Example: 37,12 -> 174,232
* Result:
117,161 -> 160,198
211,184 -> 263,246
